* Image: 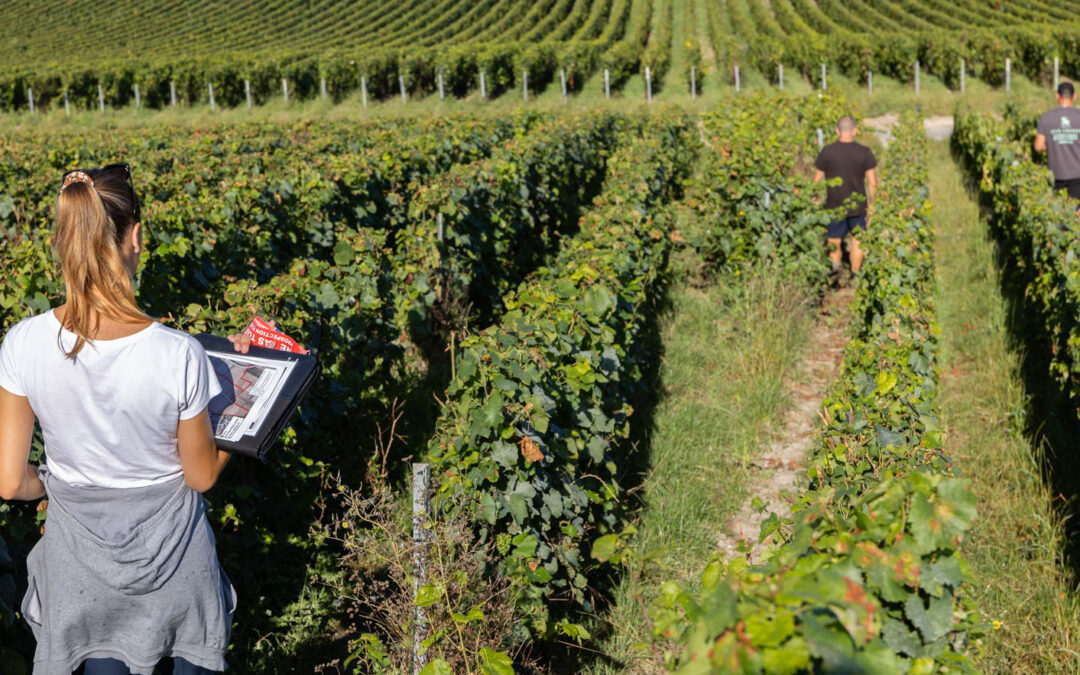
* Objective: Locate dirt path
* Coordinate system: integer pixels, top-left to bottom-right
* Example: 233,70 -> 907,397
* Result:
864,112 -> 899,146
865,113 -> 955,144
923,115 -> 954,141
716,287 -> 852,563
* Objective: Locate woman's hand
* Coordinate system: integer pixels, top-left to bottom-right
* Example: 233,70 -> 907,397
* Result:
226,320 -> 277,354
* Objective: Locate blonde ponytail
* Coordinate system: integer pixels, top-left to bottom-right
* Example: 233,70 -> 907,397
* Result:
53,167 -> 150,358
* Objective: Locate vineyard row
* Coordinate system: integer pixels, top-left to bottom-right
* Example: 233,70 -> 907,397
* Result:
654,98 -> 982,671
953,109 -> 1080,422
8,15 -> 1080,111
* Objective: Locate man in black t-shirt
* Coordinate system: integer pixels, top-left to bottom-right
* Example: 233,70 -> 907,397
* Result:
813,115 -> 878,286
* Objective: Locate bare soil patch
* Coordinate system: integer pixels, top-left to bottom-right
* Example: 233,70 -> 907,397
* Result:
924,115 -> 955,141
864,112 -> 900,146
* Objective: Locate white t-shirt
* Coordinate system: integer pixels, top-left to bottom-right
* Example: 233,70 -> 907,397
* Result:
0,310 -> 221,488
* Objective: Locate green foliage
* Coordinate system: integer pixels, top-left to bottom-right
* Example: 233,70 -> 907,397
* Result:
690,93 -> 845,289
427,113 -> 697,635
0,0 -> 666,111
3,1 -> 1080,112
652,115 -> 984,672
0,115 -> 546,323
726,19 -> 1066,90
640,0 -> 674,88
400,112 -> 626,335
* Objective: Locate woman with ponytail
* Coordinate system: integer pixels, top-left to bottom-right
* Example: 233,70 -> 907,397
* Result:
0,164 -> 244,674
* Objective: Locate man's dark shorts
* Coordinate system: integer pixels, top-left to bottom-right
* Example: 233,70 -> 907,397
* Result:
1054,178 -> 1080,200
827,214 -> 867,240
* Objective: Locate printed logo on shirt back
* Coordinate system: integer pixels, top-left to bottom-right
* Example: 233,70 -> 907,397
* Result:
1051,115 -> 1080,146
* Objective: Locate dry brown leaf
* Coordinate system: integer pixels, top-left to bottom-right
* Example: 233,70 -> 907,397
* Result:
520,437 -> 544,463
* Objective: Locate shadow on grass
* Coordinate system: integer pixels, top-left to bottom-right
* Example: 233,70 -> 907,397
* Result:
954,148 -> 1080,580
991,239 -> 1080,566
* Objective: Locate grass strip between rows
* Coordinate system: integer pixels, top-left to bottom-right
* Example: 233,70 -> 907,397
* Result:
930,140 -> 1080,671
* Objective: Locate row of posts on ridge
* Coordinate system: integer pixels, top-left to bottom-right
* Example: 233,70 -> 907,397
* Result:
18,64 -> 699,115
15,55 -> 1064,114
735,56 -> 1064,95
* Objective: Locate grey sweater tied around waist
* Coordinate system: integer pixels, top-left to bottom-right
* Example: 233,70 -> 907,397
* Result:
23,467 -> 236,674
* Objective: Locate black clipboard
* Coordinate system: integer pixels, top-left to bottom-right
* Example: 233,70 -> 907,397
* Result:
194,333 -> 318,460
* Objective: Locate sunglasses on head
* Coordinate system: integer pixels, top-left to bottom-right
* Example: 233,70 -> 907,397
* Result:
60,162 -> 140,221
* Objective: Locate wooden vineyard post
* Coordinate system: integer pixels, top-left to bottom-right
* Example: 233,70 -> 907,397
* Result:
412,463 -> 431,675
282,78 -> 289,103
134,84 -> 141,110
64,89 -> 70,116
1006,57 -> 1011,92
604,68 -> 610,98
170,81 -> 177,107
362,76 -> 368,108
1055,56 -> 1060,90
479,70 -> 486,99
646,66 -> 652,103
245,80 -> 252,109
817,128 -> 824,148
321,77 -> 328,101
691,66 -> 696,99
27,88 -> 33,114
778,64 -> 784,90
961,59 -> 966,94
98,84 -> 104,114
400,75 -> 407,103
821,63 -> 827,91
523,70 -> 528,102
915,61 -> 920,96
560,68 -> 567,102
735,65 -> 740,93
438,70 -> 445,101
868,70 -> 873,96
209,82 -> 215,111
437,213 -> 444,243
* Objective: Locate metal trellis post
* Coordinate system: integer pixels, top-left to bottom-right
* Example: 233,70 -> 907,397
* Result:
411,463 -> 431,675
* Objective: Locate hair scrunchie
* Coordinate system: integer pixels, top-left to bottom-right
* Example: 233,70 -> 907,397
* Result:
61,170 -> 94,189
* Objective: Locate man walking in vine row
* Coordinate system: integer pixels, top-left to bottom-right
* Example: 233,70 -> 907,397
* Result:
1035,82 -> 1080,200
813,115 -> 877,287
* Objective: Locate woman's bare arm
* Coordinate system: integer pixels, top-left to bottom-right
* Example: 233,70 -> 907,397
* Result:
0,387 -> 45,501
177,409 -> 231,493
